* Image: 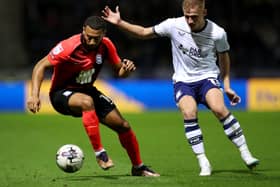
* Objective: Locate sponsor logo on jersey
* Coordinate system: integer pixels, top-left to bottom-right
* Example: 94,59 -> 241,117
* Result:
178,44 -> 207,58
76,68 -> 95,84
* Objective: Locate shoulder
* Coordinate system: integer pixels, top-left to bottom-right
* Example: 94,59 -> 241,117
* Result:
204,19 -> 227,39
60,34 -> 81,50
101,37 -> 116,49
158,16 -> 185,26
154,16 -> 187,35
206,19 -> 226,34
100,37 -> 120,63
102,37 -> 114,45
49,34 -> 81,59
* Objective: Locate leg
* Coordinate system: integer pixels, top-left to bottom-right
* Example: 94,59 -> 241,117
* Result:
68,93 -> 103,151
101,108 -> 160,177
178,95 -> 211,176
101,108 -> 142,166
68,93 -> 114,170
206,88 -> 259,169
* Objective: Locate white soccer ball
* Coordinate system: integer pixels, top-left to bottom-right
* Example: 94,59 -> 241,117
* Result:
56,144 -> 84,173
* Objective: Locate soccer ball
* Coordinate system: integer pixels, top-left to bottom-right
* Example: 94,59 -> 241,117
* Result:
56,144 -> 84,173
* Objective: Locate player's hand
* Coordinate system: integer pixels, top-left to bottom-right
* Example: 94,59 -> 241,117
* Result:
118,59 -> 136,77
102,6 -> 121,25
225,88 -> 241,106
27,96 -> 41,113
122,59 -> 136,72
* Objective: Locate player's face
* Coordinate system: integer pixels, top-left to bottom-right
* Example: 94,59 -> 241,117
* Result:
82,25 -> 105,50
183,5 -> 206,32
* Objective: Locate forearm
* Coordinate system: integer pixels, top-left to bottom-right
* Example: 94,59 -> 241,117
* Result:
218,52 -> 231,90
220,62 -> 230,89
30,57 -> 50,97
117,20 -> 155,39
218,52 -> 241,105
31,64 -> 44,97
223,74 -> 230,90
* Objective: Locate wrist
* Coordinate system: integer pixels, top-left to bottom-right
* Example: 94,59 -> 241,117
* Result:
117,19 -> 125,26
31,92 -> 39,98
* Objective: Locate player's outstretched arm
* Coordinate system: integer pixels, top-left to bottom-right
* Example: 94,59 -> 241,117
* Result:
27,56 -> 52,113
102,6 -> 156,39
218,52 -> 241,106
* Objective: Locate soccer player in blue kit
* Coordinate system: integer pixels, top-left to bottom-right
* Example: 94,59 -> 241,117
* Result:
102,0 -> 259,176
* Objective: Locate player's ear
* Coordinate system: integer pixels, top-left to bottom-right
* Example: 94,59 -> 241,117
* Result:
82,26 -> 86,34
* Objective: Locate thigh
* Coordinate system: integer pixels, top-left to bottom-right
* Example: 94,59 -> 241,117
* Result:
178,95 -> 198,119
95,94 -> 130,133
174,82 -> 198,118
205,88 -> 229,118
50,89 -> 82,117
63,86 -> 117,119
68,92 -> 94,114
92,90 -> 117,120
174,81 -> 196,104
199,78 -> 222,106
101,108 -> 130,132
50,87 -> 113,118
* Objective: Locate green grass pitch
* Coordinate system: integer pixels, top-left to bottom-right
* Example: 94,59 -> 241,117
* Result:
0,111 -> 279,187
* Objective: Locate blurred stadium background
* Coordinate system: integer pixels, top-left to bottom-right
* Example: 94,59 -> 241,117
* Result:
0,0 -> 279,112
1,2 -> 280,186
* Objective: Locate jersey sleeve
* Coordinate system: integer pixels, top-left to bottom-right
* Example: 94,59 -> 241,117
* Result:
103,38 -> 121,64
47,40 -> 71,65
216,29 -> 230,53
153,18 -> 173,37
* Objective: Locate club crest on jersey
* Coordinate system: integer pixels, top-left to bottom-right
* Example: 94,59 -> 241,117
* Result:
96,54 -> 102,64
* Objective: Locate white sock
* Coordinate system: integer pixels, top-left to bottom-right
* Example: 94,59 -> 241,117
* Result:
197,153 -> 207,160
184,119 -> 205,154
239,144 -> 248,152
220,113 -> 246,147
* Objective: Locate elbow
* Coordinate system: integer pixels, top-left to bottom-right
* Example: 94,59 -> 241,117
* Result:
143,30 -> 155,39
136,28 -> 155,39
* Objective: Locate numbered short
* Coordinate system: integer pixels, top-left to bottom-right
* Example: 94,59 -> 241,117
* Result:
49,87 -> 116,119
173,78 -> 221,106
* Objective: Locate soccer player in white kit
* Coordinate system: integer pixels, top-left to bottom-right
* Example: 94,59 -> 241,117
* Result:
102,0 -> 259,176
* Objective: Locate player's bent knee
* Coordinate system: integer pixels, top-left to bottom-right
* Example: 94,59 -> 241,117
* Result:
212,106 -> 228,118
80,96 -> 94,110
122,120 -> 130,129
182,111 -> 197,119
115,120 -> 131,133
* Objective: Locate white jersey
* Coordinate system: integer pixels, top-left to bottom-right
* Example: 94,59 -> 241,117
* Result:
154,17 -> 230,83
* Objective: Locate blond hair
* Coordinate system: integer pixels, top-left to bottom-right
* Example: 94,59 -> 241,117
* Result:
182,0 -> 205,11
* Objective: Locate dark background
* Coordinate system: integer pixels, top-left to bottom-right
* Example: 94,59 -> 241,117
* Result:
1,0 -> 279,79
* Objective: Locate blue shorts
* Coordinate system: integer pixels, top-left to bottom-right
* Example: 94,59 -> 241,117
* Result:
173,78 -> 221,107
